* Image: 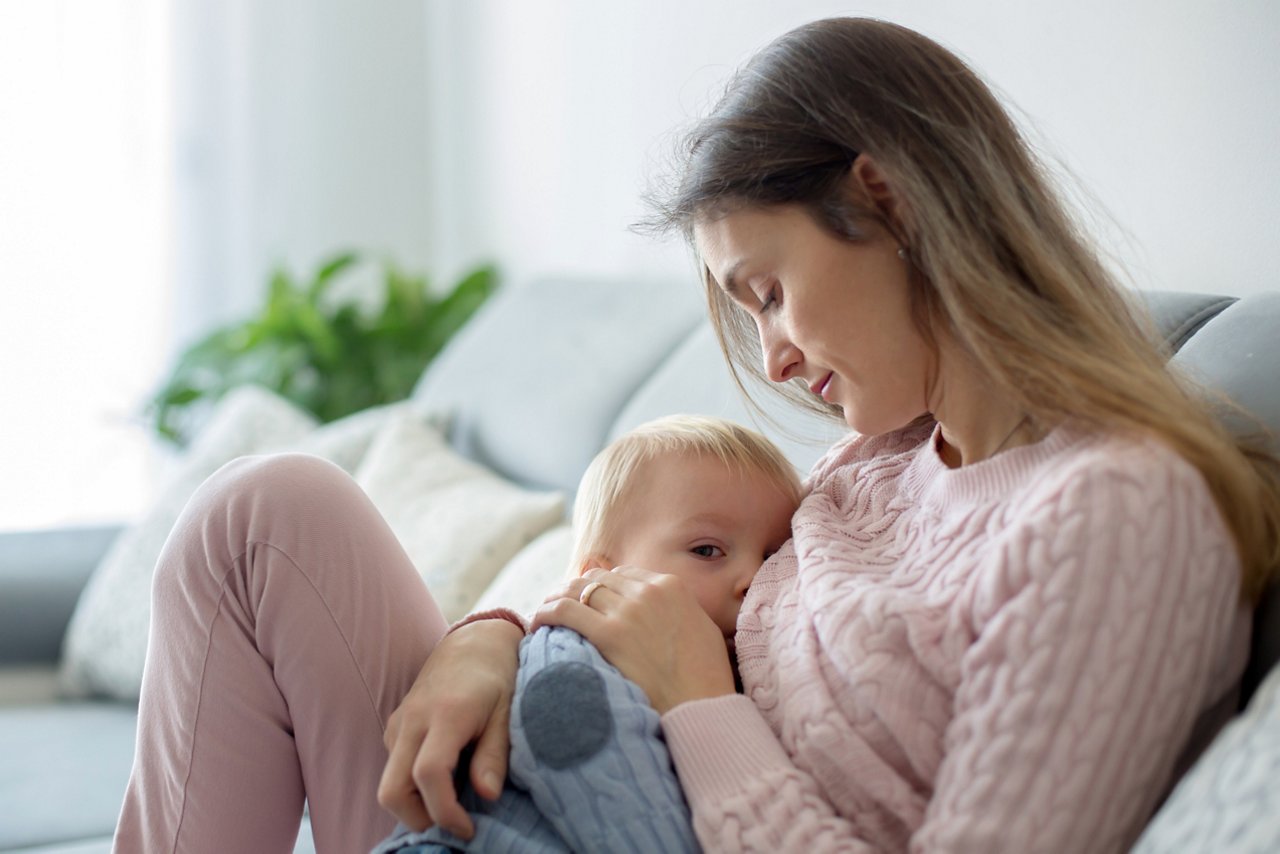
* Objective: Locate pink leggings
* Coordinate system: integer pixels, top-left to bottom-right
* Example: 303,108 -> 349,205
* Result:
113,454 -> 449,853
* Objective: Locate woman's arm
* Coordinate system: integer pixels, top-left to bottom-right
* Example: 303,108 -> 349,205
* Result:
377,617 -> 524,839
534,567 -> 883,851
662,693 -> 884,851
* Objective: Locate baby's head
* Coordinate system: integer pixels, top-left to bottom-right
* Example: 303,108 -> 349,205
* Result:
571,415 -> 802,636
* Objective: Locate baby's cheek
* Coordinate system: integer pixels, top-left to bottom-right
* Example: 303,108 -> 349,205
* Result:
722,604 -> 743,636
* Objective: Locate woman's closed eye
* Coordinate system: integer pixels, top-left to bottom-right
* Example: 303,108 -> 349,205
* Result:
759,283 -> 779,313
690,544 -> 725,559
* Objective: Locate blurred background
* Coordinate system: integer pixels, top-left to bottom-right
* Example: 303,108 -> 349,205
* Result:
2,0 -> 1277,533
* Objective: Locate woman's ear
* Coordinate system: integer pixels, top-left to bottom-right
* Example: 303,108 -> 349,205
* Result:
850,153 -> 909,231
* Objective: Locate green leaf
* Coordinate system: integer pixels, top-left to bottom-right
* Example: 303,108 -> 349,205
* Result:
419,264 -> 498,358
308,251 -> 360,303
146,252 -> 498,446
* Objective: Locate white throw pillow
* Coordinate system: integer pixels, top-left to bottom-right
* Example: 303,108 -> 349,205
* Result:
1132,664 -> 1280,853
59,385 -> 319,700
472,524 -> 576,620
355,413 -> 567,622
294,400 -> 417,474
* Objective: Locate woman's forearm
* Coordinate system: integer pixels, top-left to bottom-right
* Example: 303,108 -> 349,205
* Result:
663,695 -> 878,852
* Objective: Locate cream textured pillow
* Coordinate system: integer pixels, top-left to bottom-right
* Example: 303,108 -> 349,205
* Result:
59,385 -> 319,700
1132,664 -> 1280,853
58,389 -> 431,701
472,524 -> 576,619
355,413 -> 567,622
294,400 -> 417,474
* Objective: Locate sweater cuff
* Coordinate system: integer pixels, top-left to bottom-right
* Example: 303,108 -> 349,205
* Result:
661,694 -> 793,800
446,607 -> 529,636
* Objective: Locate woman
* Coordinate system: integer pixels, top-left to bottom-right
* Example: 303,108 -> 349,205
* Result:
116,17 -> 1279,853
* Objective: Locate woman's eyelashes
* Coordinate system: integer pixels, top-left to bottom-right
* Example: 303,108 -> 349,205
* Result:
758,283 -> 779,313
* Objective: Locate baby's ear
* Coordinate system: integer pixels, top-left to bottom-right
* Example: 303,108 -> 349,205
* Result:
575,554 -> 611,577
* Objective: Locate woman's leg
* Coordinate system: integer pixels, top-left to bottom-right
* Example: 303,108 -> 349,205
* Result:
113,453 -> 448,854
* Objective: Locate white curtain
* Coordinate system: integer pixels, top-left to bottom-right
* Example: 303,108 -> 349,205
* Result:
169,0 -> 436,347
0,0 -> 172,530
0,0 -> 436,531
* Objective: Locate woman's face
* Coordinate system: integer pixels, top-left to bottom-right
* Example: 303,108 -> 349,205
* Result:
694,204 -> 937,436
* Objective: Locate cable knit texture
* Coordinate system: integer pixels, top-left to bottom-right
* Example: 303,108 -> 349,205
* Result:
662,421 -> 1249,853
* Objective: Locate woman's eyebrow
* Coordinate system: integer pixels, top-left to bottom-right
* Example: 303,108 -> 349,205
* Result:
720,260 -> 746,297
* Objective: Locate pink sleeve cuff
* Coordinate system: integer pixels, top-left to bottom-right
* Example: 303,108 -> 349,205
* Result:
661,693 -> 794,801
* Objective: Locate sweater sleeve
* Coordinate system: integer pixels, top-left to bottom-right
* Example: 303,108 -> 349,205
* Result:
910,450 -> 1243,853
662,694 -> 880,852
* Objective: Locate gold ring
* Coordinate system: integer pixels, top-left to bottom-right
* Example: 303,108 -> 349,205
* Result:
579,580 -> 605,607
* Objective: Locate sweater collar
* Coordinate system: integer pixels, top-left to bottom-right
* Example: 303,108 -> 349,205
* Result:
903,421 -> 1089,510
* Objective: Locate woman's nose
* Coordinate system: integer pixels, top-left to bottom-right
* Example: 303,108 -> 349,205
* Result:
760,324 -> 802,383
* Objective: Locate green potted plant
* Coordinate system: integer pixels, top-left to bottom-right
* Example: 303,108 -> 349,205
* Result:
150,252 -> 497,445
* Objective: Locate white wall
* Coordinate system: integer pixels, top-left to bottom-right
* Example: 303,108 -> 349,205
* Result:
171,0 -> 433,347
426,0 -> 1280,297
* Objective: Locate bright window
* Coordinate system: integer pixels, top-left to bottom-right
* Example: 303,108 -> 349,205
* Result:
0,0 -> 172,531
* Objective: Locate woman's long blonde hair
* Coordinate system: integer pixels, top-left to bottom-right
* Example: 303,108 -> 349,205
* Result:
645,17 -> 1280,600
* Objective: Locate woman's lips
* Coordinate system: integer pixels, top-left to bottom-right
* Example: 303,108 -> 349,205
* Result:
813,372 -> 834,401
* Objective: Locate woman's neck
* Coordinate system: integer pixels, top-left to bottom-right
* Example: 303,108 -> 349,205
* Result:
930,353 -> 1044,468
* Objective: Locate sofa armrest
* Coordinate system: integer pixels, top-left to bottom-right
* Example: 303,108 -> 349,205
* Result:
0,525 -> 121,665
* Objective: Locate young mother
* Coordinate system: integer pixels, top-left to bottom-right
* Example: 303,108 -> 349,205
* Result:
115,17 -> 1279,853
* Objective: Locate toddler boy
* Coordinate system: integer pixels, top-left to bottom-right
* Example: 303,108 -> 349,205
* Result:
374,415 -> 801,853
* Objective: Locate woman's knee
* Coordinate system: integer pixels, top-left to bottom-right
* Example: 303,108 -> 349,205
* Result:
200,452 -> 359,513
157,453 -> 368,583
192,454 -> 379,527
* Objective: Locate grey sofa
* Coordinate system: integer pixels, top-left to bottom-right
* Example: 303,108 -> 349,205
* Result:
2,276 -> 1278,852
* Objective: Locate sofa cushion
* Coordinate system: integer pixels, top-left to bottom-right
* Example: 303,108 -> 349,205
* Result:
58,388 -> 429,701
1169,293 -> 1280,454
0,525 -> 120,666
607,324 -> 846,479
411,276 -> 705,495
0,704 -> 137,850
472,524 -> 575,620
58,386 -> 319,700
1164,293 -> 1280,704
354,413 -> 567,622
1132,663 -> 1280,853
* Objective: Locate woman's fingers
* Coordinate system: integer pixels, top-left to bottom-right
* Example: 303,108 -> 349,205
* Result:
375,619 -> 523,838
377,712 -> 433,832
532,567 -> 736,713
529,589 -> 611,635
414,724 -> 477,838
468,695 -> 511,801
541,564 -> 657,606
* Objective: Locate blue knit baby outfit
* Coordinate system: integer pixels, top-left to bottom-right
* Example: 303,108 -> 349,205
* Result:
371,626 -> 700,853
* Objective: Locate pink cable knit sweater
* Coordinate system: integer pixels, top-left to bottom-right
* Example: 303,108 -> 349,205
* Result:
661,422 -> 1250,853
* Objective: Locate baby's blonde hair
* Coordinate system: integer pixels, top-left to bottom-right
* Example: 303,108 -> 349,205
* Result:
569,415 -> 803,575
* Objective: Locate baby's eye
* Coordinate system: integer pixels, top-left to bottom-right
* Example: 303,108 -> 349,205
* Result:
691,544 -> 724,559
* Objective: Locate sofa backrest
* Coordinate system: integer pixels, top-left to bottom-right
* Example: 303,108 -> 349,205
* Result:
413,278 -> 1280,704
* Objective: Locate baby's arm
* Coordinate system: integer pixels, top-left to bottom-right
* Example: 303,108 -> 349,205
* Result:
508,625 -> 701,853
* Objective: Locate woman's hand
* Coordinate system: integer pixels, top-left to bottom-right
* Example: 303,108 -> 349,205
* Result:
530,566 -> 737,713
377,618 -> 524,838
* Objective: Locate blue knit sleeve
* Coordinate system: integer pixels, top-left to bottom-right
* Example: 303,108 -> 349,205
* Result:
508,626 -> 701,853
